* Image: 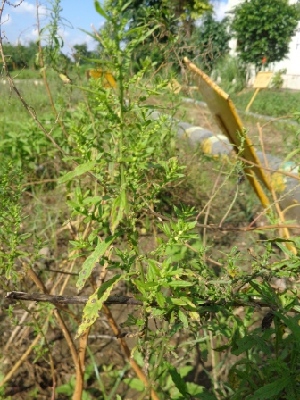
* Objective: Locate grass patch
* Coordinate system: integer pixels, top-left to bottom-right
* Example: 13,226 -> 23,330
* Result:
231,88 -> 300,118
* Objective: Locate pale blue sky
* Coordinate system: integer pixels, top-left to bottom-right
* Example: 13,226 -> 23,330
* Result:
1,0 -> 228,57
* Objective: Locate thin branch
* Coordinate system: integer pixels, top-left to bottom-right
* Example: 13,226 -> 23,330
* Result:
202,164 -> 224,248
196,222 -> 300,232
102,304 -> 160,400
238,154 -> 300,182
145,203 -> 300,232
72,328 -> 90,400
6,291 -> 143,305
257,122 -> 296,255
6,291 -> 300,312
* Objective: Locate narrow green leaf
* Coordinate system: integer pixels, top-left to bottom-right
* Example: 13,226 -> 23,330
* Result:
266,237 -> 295,243
82,196 -> 102,205
147,259 -> 161,281
76,274 -> 121,338
142,281 -> 159,290
231,336 -> 259,356
133,279 -> 147,296
97,274 -> 120,298
178,310 -> 188,328
169,280 -> 194,288
213,344 -> 231,352
168,364 -> 187,396
94,0 -> 109,20
171,298 -> 189,306
155,291 -> 165,307
136,26 -> 160,43
249,377 -> 289,400
121,0 -> 133,12
111,189 -> 128,234
249,279 -> 276,301
58,161 -> 96,184
76,236 -> 114,290
274,311 -> 300,337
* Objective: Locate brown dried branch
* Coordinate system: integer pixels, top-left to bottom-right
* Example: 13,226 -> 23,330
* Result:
6,290 -> 300,312
196,222 -> 300,232
72,328 -> 90,400
102,304 -> 160,400
5,291 -> 143,305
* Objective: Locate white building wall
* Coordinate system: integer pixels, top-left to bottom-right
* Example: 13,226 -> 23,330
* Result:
227,0 -> 300,89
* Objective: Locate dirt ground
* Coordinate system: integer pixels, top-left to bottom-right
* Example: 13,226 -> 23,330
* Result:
175,96 -> 297,158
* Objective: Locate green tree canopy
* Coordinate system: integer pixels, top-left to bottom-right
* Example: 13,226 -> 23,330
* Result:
120,0 -> 212,37
192,12 -> 230,72
72,43 -> 95,64
105,0 -> 215,72
2,41 -> 38,70
231,0 -> 299,68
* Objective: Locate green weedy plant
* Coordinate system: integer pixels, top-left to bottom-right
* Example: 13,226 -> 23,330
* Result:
0,119 -> 54,169
271,69 -> 287,90
1,0 -> 300,398
223,239 -> 300,399
212,55 -> 247,95
0,162 -> 30,281
57,1 -> 222,397
191,12 -> 230,74
58,1 -> 300,398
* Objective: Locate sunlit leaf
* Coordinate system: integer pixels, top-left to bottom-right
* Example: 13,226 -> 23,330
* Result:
147,259 -> 161,281
123,378 -> 145,392
76,236 -> 114,290
171,297 -> 189,306
59,73 -> 71,84
121,0 -> 133,12
155,291 -> 165,307
169,280 -> 194,288
58,161 -> 96,184
76,274 -> 122,338
188,311 -> 200,321
94,0 -> 109,20
111,189 -> 128,234
178,310 -> 188,328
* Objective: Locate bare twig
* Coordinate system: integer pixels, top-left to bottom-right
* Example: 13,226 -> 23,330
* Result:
145,204 -> 300,231
218,186 -> 239,228
196,222 -> 300,232
202,164 -> 224,249
257,122 -> 296,254
6,290 -> 300,312
238,154 -> 300,182
6,291 -> 143,305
